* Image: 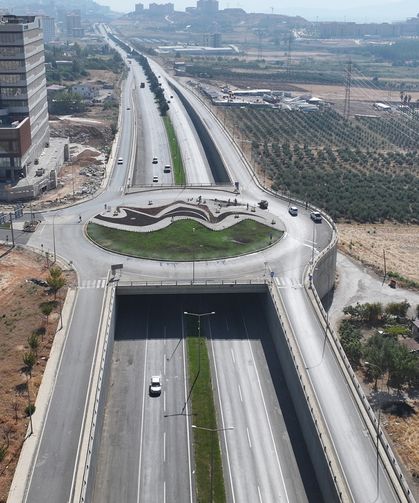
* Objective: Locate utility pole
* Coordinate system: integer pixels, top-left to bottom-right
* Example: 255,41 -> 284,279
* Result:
343,59 -> 352,120
9,212 -> 15,247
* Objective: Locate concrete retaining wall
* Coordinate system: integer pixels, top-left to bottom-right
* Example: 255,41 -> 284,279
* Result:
75,286 -> 117,503
313,241 -> 337,302
263,288 -> 342,502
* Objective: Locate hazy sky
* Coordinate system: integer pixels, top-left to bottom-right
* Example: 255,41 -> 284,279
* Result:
97,0 -> 417,22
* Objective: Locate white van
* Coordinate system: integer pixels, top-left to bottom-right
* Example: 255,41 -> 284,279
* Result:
117,158 -> 123,165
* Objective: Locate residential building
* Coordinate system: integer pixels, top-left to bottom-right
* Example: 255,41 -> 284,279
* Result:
197,0 -> 219,15
71,83 -> 100,99
66,10 -> 84,38
0,15 -> 49,184
40,16 -> 56,44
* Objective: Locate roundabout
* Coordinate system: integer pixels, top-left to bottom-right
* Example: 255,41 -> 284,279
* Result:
86,200 -> 283,261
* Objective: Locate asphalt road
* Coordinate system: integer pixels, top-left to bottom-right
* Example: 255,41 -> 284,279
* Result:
23,288 -> 106,503
8,26 -> 405,503
92,293 -> 320,503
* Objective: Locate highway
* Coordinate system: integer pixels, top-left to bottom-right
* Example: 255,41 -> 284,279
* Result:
6,24 -> 406,503
92,293 -> 320,503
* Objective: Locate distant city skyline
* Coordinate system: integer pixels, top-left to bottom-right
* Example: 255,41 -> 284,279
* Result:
96,0 -> 418,22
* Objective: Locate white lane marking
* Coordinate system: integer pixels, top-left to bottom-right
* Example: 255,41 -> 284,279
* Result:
208,324 -> 236,503
164,389 -> 167,413
230,347 -> 235,364
246,427 -> 252,449
136,319 -> 149,503
238,384 -> 243,403
181,310 -> 194,503
164,354 -> 166,375
242,312 -> 290,503
258,485 -> 263,503
163,431 -> 166,463
164,480 -> 166,503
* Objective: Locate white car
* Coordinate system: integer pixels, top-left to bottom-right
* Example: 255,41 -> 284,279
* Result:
152,157 -> 158,164
117,158 -> 123,165
149,376 -> 161,396
310,211 -> 322,223
153,176 -> 159,183
163,165 -> 171,173
288,206 -> 298,216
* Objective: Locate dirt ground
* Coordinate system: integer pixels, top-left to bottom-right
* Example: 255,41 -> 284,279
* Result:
0,246 -> 75,502
337,223 -> 419,285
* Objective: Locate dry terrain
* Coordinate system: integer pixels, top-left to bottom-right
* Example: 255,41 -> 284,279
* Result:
337,223 -> 419,285
0,246 -> 75,502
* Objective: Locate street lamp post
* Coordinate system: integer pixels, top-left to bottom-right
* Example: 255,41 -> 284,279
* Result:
52,211 -> 59,263
184,311 -> 215,376
192,425 -> 234,503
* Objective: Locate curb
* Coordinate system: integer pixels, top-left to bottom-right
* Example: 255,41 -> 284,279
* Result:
7,288 -> 78,503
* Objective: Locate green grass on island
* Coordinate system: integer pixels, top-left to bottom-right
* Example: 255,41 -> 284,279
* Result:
186,317 -> 226,503
87,219 -> 282,260
163,116 -> 186,185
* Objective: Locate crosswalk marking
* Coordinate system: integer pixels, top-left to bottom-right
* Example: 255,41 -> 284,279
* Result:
274,277 -> 303,289
79,279 -> 107,289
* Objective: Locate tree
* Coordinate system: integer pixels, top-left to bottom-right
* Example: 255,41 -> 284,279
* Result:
40,301 -> 54,327
385,301 -> 410,319
387,344 -> 418,391
339,319 -> 362,365
28,333 -> 39,354
49,91 -> 86,115
22,352 -> 36,377
47,267 -> 66,300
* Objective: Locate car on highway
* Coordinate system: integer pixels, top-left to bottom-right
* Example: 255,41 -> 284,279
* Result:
310,211 -> 322,223
117,158 -> 123,165
153,176 -> 159,183
163,165 -> 171,173
126,107 -> 130,110
149,376 -> 161,396
152,157 -> 158,164
140,82 -> 145,88
288,206 -> 298,216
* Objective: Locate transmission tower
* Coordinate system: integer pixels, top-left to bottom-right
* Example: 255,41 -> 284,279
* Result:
343,60 -> 352,120
286,33 -> 292,76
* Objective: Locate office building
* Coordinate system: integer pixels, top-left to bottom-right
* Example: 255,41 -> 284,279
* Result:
0,15 -> 49,185
40,16 -> 56,44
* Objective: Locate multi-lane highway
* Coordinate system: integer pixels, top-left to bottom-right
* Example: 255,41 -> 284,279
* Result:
5,24 -> 410,503
92,293 -> 321,503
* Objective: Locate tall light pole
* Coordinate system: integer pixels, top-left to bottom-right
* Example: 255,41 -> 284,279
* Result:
365,361 -> 384,496
192,425 -> 234,503
192,227 -> 196,283
184,311 -> 215,376
52,211 -> 60,264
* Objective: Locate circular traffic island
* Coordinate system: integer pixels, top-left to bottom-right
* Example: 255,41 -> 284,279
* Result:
86,201 -> 283,261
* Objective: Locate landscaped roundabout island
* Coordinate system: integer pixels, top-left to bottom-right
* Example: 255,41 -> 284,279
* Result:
86,200 -> 283,260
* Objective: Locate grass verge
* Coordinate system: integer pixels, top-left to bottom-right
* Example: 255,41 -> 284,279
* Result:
87,219 -> 282,261
186,317 -> 226,503
163,115 -> 186,185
